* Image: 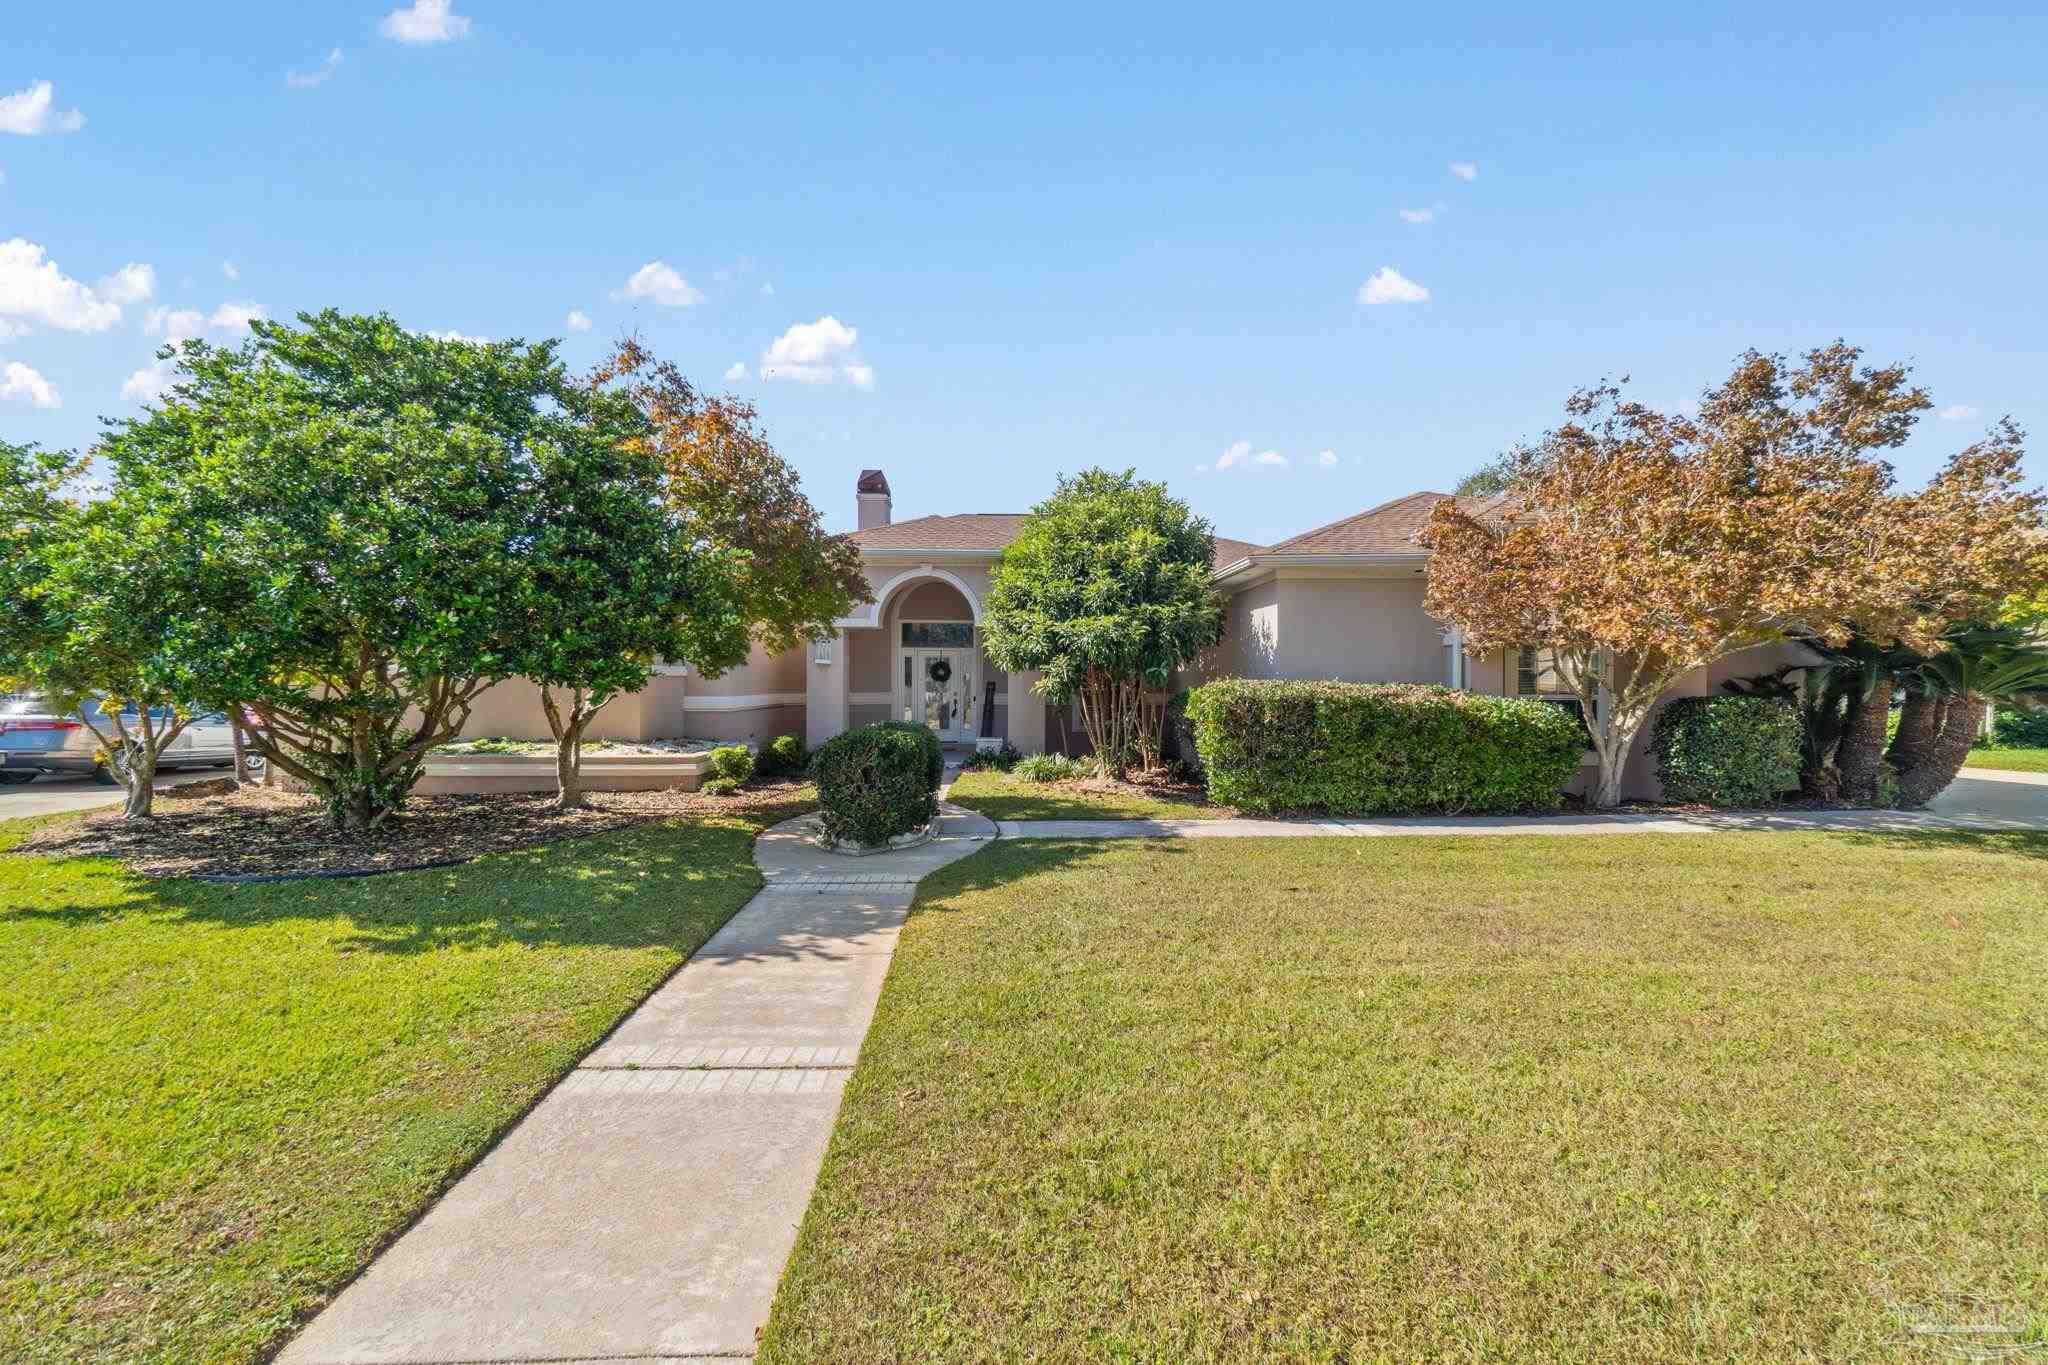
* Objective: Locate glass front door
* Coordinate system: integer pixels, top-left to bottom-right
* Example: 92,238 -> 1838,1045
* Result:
904,648 -> 973,740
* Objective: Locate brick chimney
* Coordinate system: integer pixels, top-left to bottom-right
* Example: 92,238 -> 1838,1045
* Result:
856,469 -> 892,530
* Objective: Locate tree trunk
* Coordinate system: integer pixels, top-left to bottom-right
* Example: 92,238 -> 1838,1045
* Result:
540,686 -> 595,810
1893,696 -> 1981,809
121,745 -> 157,819
1886,690 -> 1941,779
1837,680 -> 1894,805
554,722 -> 586,810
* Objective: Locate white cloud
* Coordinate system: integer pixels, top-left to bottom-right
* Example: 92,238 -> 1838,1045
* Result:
1215,440 -> 1287,472
1938,403 -> 1980,422
221,260 -> 240,281
1398,207 -> 1435,224
286,48 -> 344,89
0,360 -> 59,409
760,316 -> 874,388
564,308 -> 592,333
1318,449 -> 1338,467
125,302 -> 265,402
616,260 -> 703,308
1449,161 -> 1478,181
99,263 -> 156,306
723,361 -> 748,381
0,81 -> 86,136
208,301 -> 265,331
1357,266 -> 1430,305
425,328 -> 490,345
0,239 -> 147,333
120,363 -> 172,403
380,0 -> 471,43
146,301 -> 263,337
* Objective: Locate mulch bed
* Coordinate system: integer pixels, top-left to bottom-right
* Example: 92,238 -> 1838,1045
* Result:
11,780 -> 816,880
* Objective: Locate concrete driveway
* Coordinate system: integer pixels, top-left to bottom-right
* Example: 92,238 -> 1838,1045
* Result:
0,769 -> 227,821
1930,766 -> 2048,827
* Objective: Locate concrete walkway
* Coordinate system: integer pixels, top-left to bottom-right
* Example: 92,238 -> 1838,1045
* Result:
0,768 -> 225,820
279,799 -> 997,1365
995,767 -> 2048,841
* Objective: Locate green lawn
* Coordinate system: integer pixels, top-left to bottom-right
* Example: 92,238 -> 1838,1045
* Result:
947,767 -> 1227,821
1966,746 -> 2048,773
0,799 -> 804,1364
765,831 -> 2048,1362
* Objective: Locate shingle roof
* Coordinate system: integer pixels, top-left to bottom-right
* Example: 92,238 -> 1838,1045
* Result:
849,514 -> 1262,569
1259,491 -> 1453,556
1209,536 -> 1264,567
847,513 -> 1028,553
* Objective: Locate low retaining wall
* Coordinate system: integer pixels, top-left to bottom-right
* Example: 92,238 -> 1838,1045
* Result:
413,749 -> 716,796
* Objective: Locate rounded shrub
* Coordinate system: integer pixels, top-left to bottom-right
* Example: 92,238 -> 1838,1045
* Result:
1650,694 -> 1803,807
699,776 -> 742,797
1993,705 -> 2048,748
1184,679 -> 1586,816
809,721 -> 943,847
756,733 -> 806,778
706,744 -> 755,785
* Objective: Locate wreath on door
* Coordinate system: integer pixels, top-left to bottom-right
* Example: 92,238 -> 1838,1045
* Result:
926,658 -> 953,684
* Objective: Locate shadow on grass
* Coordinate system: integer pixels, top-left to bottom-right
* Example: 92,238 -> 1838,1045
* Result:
1823,827 -> 2048,862
1,809 -> 805,955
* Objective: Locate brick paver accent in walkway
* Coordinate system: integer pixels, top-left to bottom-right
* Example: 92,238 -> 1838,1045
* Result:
277,800 -> 996,1365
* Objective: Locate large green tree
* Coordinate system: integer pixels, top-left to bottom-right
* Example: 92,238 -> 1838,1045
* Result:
983,468 -> 1223,777
0,441 -> 79,687
0,443 -> 208,817
97,310 -> 745,829
507,400 -> 751,810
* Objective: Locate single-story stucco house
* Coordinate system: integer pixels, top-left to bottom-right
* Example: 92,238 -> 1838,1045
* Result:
451,468 -> 1806,800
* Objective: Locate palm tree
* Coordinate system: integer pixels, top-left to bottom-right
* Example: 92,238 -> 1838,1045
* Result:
1797,635 -> 1923,804
1892,628 -> 2048,807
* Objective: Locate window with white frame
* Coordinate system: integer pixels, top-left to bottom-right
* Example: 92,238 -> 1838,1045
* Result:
1516,645 -> 1592,736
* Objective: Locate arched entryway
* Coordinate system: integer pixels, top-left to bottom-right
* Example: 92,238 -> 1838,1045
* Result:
839,572 -> 1003,744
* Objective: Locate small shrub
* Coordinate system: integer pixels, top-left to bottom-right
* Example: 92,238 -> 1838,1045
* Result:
756,733 -> 806,778
699,776 -> 742,797
1651,694 -> 1803,807
809,722 -> 942,847
962,741 -> 1023,772
1185,679 -> 1586,816
1993,705 -> 2048,748
706,745 -> 755,785
1013,753 -> 1091,783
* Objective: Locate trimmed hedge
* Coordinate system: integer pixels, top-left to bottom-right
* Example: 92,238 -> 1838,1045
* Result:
809,721 -> 943,846
1185,679 -> 1586,816
1993,706 -> 2048,748
756,733 -> 806,779
706,745 -> 755,785
1650,694 -> 1803,807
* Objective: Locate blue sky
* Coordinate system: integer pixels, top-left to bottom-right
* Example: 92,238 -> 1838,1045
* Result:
4,2 -> 2044,545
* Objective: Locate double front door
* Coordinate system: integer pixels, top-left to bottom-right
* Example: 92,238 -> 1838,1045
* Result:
902,648 -> 975,741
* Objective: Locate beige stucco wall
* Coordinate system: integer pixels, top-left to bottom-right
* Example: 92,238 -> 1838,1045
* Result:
452,676 -> 684,743
446,636 -> 810,746
1276,577 -> 1445,683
